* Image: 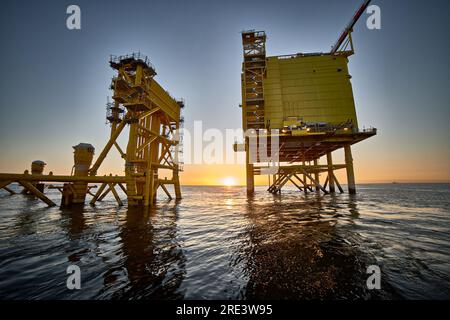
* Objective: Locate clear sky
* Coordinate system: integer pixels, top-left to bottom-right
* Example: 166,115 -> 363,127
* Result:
0,0 -> 449,185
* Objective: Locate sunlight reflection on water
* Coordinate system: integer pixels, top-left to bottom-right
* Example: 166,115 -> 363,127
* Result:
0,183 -> 449,299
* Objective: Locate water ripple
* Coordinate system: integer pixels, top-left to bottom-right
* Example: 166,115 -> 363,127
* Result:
0,183 -> 449,299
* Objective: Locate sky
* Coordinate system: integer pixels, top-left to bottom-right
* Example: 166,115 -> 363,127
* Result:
0,0 -> 449,185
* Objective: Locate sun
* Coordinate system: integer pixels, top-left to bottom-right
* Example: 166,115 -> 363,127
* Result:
222,176 -> 236,187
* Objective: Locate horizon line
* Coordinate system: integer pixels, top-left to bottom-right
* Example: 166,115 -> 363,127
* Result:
181,181 -> 450,187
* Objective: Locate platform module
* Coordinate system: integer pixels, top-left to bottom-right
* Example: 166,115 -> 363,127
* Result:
237,0 -> 376,195
0,53 -> 184,207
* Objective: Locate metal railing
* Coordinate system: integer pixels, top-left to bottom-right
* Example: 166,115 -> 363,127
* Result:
109,52 -> 156,72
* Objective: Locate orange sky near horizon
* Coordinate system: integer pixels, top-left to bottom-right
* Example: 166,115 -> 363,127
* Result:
1,155 -> 449,186
0,124 -> 449,186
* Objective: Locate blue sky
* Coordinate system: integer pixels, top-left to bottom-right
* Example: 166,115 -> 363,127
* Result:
0,0 -> 449,183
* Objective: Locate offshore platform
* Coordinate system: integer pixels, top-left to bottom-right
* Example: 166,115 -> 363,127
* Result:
236,0 -> 376,195
0,53 -> 184,207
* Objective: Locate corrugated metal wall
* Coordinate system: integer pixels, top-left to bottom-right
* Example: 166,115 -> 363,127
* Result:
264,54 -> 358,129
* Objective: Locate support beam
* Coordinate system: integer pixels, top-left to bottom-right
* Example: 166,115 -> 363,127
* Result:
114,142 -> 126,158
288,177 -> 303,191
98,184 -> 113,201
18,180 -> 56,207
160,184 -> 173,200
268,173 -> 285,193
344,145 -> 356,194
268,177 -> 278,193
302,161 -> 308,194
117,183 -> 127,195
299,169 -> 329,194
3,186 -> 15,195
86,186 -> 98,197
293,173 -> 314,193
275,173 -> 291,193
0,173 -> 129,184
0,180 -> 12,190
90,183 -> 107,204
89,115 -> 128,176
144,168 -> 153,206
109,183 -> 123,206
326,152 -> 336,193
137,136 -> 157,154
292,174 -> 308,194
246,162 -> 255,194
0,55 -> 184,208
173,168 -> 182,199
313,159 -> 320,192
332,172 -> 344,193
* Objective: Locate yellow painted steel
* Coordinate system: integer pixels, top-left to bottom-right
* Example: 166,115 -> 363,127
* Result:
31,161 -> 46,175
238,30 -> 376,195
68,143 -> 95,204
107,54 -> 182,206
263,54 -> 358,129
0,173 -> 131,183
148,80 -> 181,122
0,53 -> 183,207
291,129 -> 325,136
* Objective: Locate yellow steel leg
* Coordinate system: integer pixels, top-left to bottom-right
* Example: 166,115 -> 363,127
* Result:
160,184 -> 173,200
345,145 -> 356,194
19,180 -> 56,207
98,184 -> 113,201
90,182 -> 107,204
125,115 -> 139,205
144,168 -> 152,206
314,159 -> 320,192
173,168 -> 182,199
0,181 -> 12,190
326,152 -> 336,193
109,183 -> 123,206
246,140 -> 255,194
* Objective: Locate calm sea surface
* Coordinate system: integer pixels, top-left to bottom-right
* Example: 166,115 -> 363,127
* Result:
0,183 -> 449,299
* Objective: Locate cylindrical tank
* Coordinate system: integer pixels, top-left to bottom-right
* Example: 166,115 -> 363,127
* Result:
73,143 -> 95,176
31,160 -> 46,175
22,160 -> 46,194
67,143 -> 95,204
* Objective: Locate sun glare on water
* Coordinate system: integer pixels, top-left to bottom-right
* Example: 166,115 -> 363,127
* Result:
222,176 -> 236,187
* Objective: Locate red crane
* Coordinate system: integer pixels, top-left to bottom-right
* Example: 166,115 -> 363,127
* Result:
330,0 -> 372,54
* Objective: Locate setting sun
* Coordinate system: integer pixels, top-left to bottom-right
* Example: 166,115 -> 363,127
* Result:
222,176 -> 236,186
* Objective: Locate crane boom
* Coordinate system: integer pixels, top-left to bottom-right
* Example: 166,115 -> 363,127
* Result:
330,0 -> 372,54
